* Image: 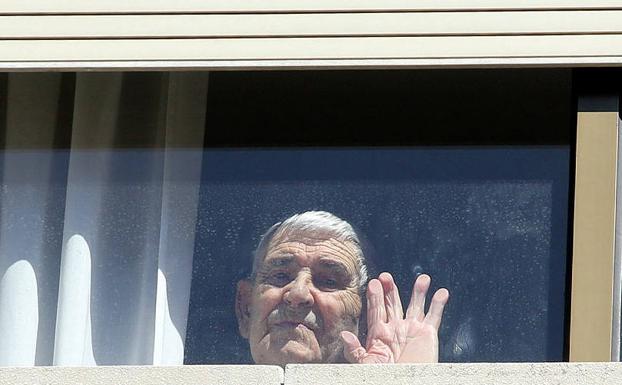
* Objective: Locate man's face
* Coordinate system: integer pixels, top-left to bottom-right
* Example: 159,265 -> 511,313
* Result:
236,230 -> 363,365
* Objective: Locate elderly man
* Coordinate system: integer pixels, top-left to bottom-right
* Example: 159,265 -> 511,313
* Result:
235,211 -> 449,365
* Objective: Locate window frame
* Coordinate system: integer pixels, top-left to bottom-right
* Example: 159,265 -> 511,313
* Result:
2,0 -> 621,362
4,63 -> 613,362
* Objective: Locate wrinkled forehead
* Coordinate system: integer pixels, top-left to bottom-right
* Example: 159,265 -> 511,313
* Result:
260,227 -> 361,269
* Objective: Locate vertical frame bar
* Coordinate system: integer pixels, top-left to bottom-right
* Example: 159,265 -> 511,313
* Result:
613,96 -> 622,361
570,92 -> 620,361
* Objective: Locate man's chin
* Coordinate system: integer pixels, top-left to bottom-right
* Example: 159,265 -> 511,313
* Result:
252,340 -> 322,365
278,340 -> 322,363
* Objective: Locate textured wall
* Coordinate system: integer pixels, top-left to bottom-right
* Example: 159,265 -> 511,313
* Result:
285,363 -> 622,385
0,365 -> 283,385
3,363 -> 622,385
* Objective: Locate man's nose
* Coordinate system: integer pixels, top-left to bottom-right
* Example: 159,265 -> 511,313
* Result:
284,273 -> 314,308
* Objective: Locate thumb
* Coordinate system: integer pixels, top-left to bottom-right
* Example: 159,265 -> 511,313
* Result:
340,331 -> 367,363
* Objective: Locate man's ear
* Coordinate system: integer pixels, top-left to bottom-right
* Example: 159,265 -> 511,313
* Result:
235,279 -> 252,339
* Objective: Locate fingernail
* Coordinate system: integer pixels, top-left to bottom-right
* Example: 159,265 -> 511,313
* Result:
368,279 -> 382,293
341,331 -> 356,344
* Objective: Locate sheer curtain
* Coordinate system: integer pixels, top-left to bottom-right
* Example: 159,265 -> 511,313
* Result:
0,72 -> 208,366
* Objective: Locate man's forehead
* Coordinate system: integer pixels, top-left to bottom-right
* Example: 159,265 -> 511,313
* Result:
270,227 -> 341,245
268,231 -> 355,254
261,231 -> 360,269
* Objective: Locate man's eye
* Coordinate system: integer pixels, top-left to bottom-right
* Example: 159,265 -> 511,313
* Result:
315,276 -> 339,290
269,272 -> 291,287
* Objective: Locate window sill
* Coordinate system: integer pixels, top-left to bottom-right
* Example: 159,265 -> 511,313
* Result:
2,363 -> 622,385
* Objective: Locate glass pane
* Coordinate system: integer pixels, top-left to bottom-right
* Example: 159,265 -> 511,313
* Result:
185,146 -> 570,363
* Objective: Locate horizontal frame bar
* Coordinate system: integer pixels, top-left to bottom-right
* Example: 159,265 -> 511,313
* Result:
3,1 -> 622,14
2,35 -> 622,62
2,57 -> 622,72
3,11 -> 622,39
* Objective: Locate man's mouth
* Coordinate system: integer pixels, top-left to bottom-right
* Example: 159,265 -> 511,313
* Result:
272,320 -> 317,331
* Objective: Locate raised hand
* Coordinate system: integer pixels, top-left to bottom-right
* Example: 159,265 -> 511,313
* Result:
341,272 -> 449,363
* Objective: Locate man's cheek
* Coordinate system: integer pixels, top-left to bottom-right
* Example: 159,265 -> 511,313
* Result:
338,289 -> 362,320
321,291 -> 361,331
253,286 -> 284,318
345,291 -> 363,317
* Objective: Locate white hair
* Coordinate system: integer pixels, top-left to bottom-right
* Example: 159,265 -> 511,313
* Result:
251,211 -> 369,289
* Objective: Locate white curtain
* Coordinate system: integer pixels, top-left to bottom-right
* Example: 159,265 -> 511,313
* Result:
0,72 -> 208,366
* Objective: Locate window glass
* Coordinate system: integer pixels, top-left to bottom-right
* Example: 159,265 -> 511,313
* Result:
184,69 -> 573,364
184,146 -> 570,363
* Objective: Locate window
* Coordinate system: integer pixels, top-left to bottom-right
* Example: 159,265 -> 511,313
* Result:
0,69 -> 575,365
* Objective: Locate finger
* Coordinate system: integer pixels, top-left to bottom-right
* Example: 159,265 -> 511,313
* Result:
341,331 -> 367,363
379,272 -> 403,321
424,288 -> 449,330
367,279 -> 387,330
406,274 -> 430,321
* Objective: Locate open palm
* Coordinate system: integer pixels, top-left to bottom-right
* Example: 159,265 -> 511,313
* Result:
341,273 -> 449,363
